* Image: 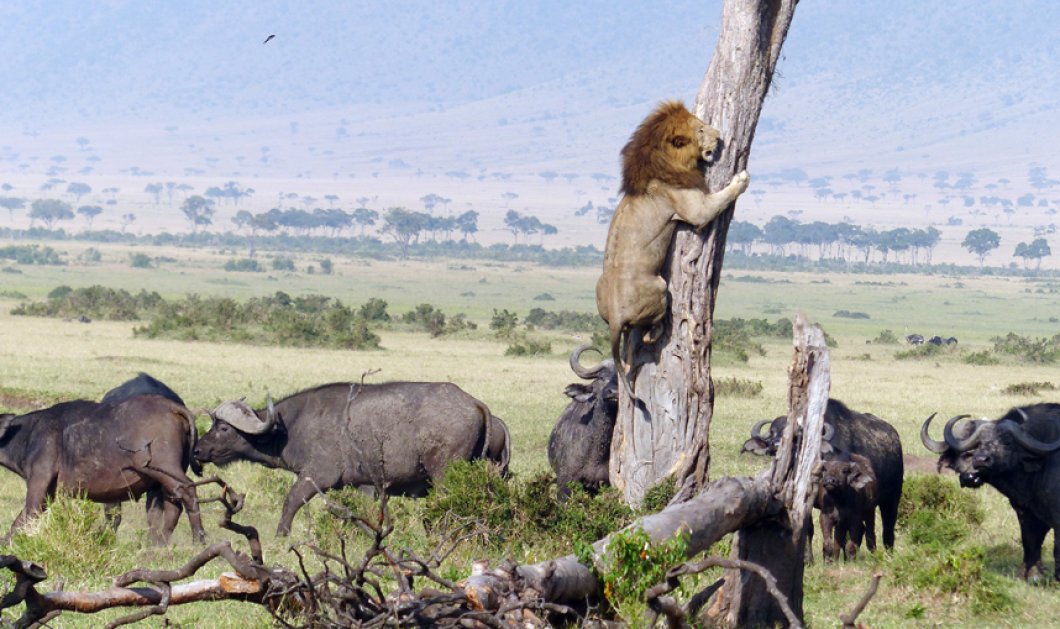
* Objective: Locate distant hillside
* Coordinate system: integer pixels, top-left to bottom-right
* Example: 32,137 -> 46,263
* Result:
0,1 -> 1057,268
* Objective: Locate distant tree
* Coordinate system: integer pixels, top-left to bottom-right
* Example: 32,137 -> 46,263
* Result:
0,196 -> 26,226
1015,238 -> 1052,271
29,199 -> 74,229
352,207 -> 379,236
66,182 -> 92,202
76,137 -> 90,151
538,171 -> 558,184
176,183 -> 194,199
501,192 -> 519,207
315,208 -> 353,236
456,210 -> 479,242
420,193 -> 446,213
727,220 -> 762,255
762,215 -> 798,256
381,207 -> 430,258
120,213 -> 136,233
144,182 -> 164,204
180,195 -> 215,232
76,205 -> 103,230
962,227 -> 1001,267
908,226 -> 941,265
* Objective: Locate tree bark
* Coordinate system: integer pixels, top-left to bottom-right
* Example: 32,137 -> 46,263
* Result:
609,0 -> 799,505
706,315 -> 828,627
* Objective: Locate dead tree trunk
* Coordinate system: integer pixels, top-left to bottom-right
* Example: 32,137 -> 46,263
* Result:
705,316 -> 828,627
610,0 -> 798,505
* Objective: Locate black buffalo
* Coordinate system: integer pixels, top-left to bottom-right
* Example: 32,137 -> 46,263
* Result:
548,345 -> 618,498
742,398 -> 904,550
813,450 -> 878,560
927,335 -> 944,346
906,334 -> 925,345
0,395 -> 204,543
921,403 -> 1060,580
195,381 -> 512,535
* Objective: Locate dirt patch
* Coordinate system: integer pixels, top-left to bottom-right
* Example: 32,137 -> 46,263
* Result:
904,453 -> 948,475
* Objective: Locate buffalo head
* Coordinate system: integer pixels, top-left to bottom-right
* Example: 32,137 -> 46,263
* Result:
195,395 -> 279,466
921,411 -> 1060,487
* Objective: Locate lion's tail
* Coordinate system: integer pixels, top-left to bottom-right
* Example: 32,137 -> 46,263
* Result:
612,323 -> 640,405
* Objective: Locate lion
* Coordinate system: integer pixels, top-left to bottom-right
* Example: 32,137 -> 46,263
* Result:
596,101 -> 750,399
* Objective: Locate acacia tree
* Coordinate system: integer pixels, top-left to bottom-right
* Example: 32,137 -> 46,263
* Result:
611,0 -> 798,507
962,227 -> 1000,267
76,205 -> 103,230
29,199 -> 74,229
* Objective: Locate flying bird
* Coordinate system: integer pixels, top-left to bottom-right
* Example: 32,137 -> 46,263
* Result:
263,34 -> 276,44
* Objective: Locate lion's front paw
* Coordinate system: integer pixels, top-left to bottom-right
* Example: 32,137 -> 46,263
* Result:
731,170 -> 750,193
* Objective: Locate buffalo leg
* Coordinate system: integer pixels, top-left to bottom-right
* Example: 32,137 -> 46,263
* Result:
145,486 -> 184,544
1016,509 -> 1048,581
277,477 -> 320,536
1053,528 -> 1060,582
9,470 -> 57,540
819,512 -> 837,561
134,469 -> 205,543
863,508 -> 877,553
880,498 -> 898,549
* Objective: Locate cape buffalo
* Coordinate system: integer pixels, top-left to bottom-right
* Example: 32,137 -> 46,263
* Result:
921,403 -> 1060,580
742,398 -> 904,549
0,395 -> 204,544
195,381 -> 511,536
814,450 -> 878,560
547,345 -> 617,498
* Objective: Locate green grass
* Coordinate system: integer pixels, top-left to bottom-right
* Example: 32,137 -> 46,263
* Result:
0,238 -> 1059,626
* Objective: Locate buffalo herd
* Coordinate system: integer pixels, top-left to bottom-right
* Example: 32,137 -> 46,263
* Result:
1,348 -> 1057,586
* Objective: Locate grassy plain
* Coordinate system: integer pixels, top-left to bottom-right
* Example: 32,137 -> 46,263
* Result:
0,239 -> 1058,627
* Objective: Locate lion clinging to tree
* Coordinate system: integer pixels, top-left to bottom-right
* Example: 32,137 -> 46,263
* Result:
597,101 -> 750,397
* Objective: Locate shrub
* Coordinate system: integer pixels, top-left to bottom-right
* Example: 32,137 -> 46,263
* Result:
15,285 -> 163,321
895,343 -> 947,360
990,332 -> 1060,364
358,297 -> 390,322
640,476 -> 677,513
401,303 -> 474,337
10,494 -> 125,585
490,309 -> 519,338
578,526 -> 689,624
79,247 -> 102,263
0,244 -> 64,265
524,308 -> 601,332
532,292 -> 555,301
271,256 -> 296,271
505,336 -> 551,356
963,350 -> 999,365
714,376 -> 763,398
224,258 -> 263,272
833,310 -> 870,319
129,252 -> 152,268
871,329 -> 899,344
318,258 -> 334,275
897,475 -> 982,544
1002,381 -> 1057,396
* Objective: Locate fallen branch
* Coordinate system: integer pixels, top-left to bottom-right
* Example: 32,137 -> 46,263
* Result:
840,573 -> 882,629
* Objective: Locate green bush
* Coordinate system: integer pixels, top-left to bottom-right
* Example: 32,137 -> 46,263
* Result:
963,350 -> 1000,365
0,244 -> 65,265
1002,381 -> 1057,396
271,256 -> 296,271
14,285 -> 163,321
833,310 -> 870,319
318,258 -> 334,275
402,303 -> 474,337
129,252 -> 152,268
990,332 -> 1060,364
10,494 -> 126,585
524,307 -> 601,332
358,297 -> 390,322
490,308 -> 519,338
505,336 -> 551,356
895,342 -> 948,360
421,462 -> 631,550
223,258 -> 263,272
871,329 -> 900,344
897,475 -> 983,534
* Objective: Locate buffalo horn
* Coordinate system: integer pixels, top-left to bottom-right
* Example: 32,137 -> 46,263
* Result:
569,344 -> 612,380
212,397 -> 274,434
919,413 -> 949,454
750,418 -> 771,440
942,414 -> 986,452
1001,420 -> 1060,456
821,423 -> 834,442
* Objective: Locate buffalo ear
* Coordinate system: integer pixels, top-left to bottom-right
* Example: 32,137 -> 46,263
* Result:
563,383 -> 594,402
741,437 -> 772,456
850,471 -> 875,491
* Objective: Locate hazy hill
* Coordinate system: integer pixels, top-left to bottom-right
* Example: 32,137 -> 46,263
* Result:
0,1 -> 1057,265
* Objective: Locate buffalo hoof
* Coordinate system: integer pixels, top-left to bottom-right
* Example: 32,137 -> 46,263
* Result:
1018,561 -> 1046,583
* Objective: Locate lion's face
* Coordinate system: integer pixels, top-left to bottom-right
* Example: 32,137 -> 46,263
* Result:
622,102 -> 722,196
